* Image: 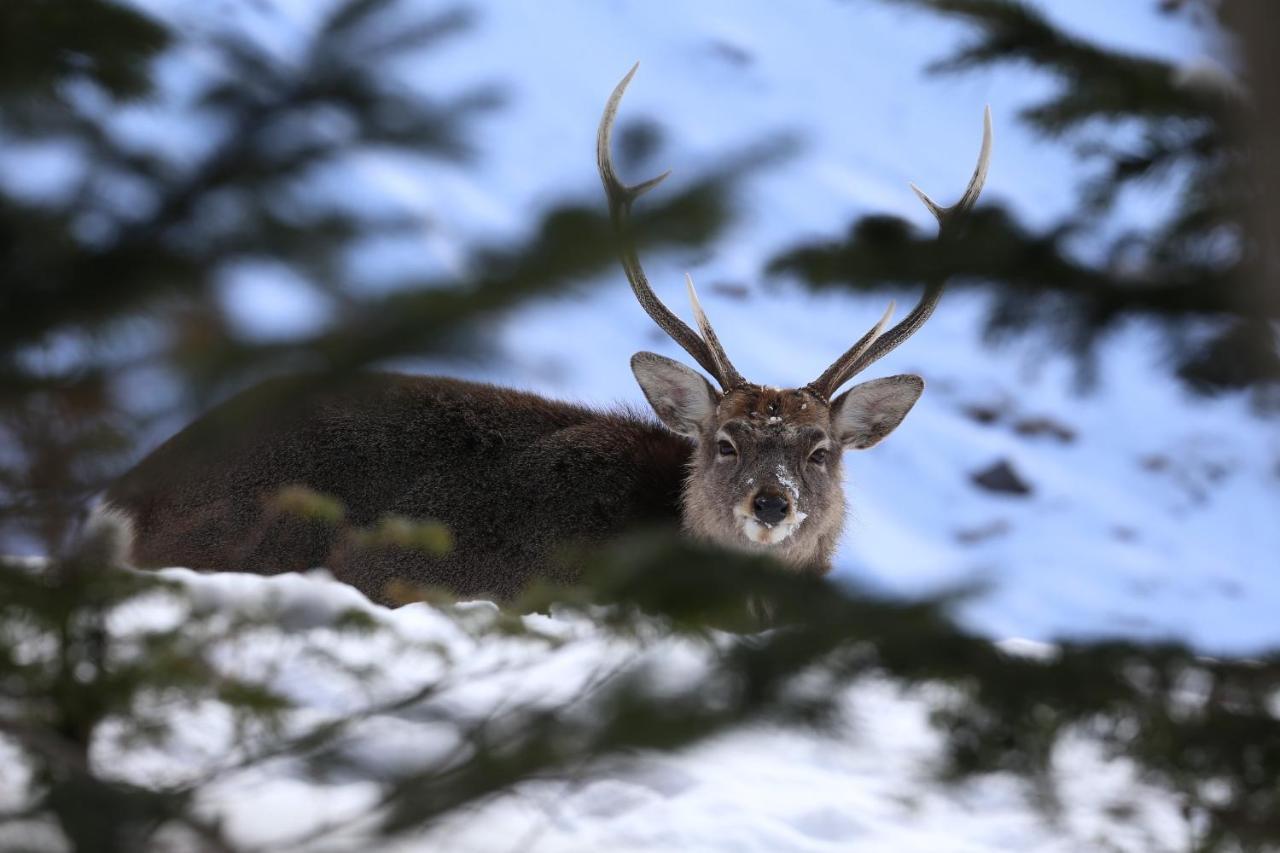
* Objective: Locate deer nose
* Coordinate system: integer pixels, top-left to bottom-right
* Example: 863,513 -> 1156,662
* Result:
752,492 -> 790,525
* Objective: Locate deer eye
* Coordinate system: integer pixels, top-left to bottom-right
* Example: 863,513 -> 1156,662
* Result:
717,439 -> 737,458
808,447 -> 829,466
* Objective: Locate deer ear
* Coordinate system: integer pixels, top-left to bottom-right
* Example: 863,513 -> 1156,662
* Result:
830,375 -> 924,450
631,352 -> 719,438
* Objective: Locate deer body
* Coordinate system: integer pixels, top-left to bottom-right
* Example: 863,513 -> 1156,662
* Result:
105,66 -> 992,604
105,373 -> 690,603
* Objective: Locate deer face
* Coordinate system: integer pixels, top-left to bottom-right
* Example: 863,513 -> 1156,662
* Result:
600,64 -> 991,572
632,353 -> 924,567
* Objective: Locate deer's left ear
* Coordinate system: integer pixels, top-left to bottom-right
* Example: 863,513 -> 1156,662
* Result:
830,375 -> 924,450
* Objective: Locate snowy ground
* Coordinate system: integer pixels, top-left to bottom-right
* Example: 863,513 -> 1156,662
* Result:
170,570 -> 1193,853
7,1 -> 1277,850
0,567 -> 1190,852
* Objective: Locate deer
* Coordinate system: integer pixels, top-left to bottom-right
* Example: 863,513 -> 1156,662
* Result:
101,66 -> 992,605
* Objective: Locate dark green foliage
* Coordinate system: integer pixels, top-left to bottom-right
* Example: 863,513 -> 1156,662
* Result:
770,204 -> 1243,384
0,0 -> 169,107
0,545 -> 286,850
771,0 -> 1279,400
562,534 -> 1280,850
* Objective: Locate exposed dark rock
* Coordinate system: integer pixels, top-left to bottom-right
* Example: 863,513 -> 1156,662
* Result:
970,459 -> 1033,496
962,403 -> 1003,425
1012,416 -> 1076,443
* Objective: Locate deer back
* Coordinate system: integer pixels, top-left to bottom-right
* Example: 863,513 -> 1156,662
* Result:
106,373 -> 691,603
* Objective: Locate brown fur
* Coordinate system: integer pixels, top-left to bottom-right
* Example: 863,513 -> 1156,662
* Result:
108,361 -> 923,604
106,373 -> 690,604
717,385 -> 829,427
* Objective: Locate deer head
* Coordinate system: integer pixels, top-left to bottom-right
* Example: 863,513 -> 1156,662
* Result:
598,64 -> 992,569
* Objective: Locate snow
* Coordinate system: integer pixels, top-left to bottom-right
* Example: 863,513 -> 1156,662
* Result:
6,0 -> 1275,849
3,567 -> 1191,851
771,464 -> 796,499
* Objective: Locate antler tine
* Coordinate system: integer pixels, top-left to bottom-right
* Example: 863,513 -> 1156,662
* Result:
910,105 -> 993,228
598,63 -> 744,389
685,273 -> 740,384
815,106 -> 993,396
806,301 -> 895,400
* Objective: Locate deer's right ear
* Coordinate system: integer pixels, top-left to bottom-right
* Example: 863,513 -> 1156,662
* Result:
631,352 -> 719,438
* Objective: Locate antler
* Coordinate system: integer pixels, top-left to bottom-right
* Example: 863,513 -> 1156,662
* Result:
598,63 -> 745,390
808,106 -> 994,401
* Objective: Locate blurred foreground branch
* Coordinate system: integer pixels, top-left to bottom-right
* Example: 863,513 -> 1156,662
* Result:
775,0 -> 1279,403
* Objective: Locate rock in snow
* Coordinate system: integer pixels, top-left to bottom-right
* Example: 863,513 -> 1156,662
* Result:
970,459 -> 1034,497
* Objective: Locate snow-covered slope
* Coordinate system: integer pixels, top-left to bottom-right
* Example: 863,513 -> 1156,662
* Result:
113,0 -> 1276,648
334,0 -> 1272,653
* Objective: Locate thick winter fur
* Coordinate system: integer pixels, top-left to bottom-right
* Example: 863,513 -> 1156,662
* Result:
106,373 -> 690,604
108,362 -> 922,604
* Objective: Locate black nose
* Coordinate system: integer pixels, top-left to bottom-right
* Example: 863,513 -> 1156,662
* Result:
753,493 -> 789,525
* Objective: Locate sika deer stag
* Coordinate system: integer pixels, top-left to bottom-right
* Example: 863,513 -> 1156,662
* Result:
104,66 -> 992,604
